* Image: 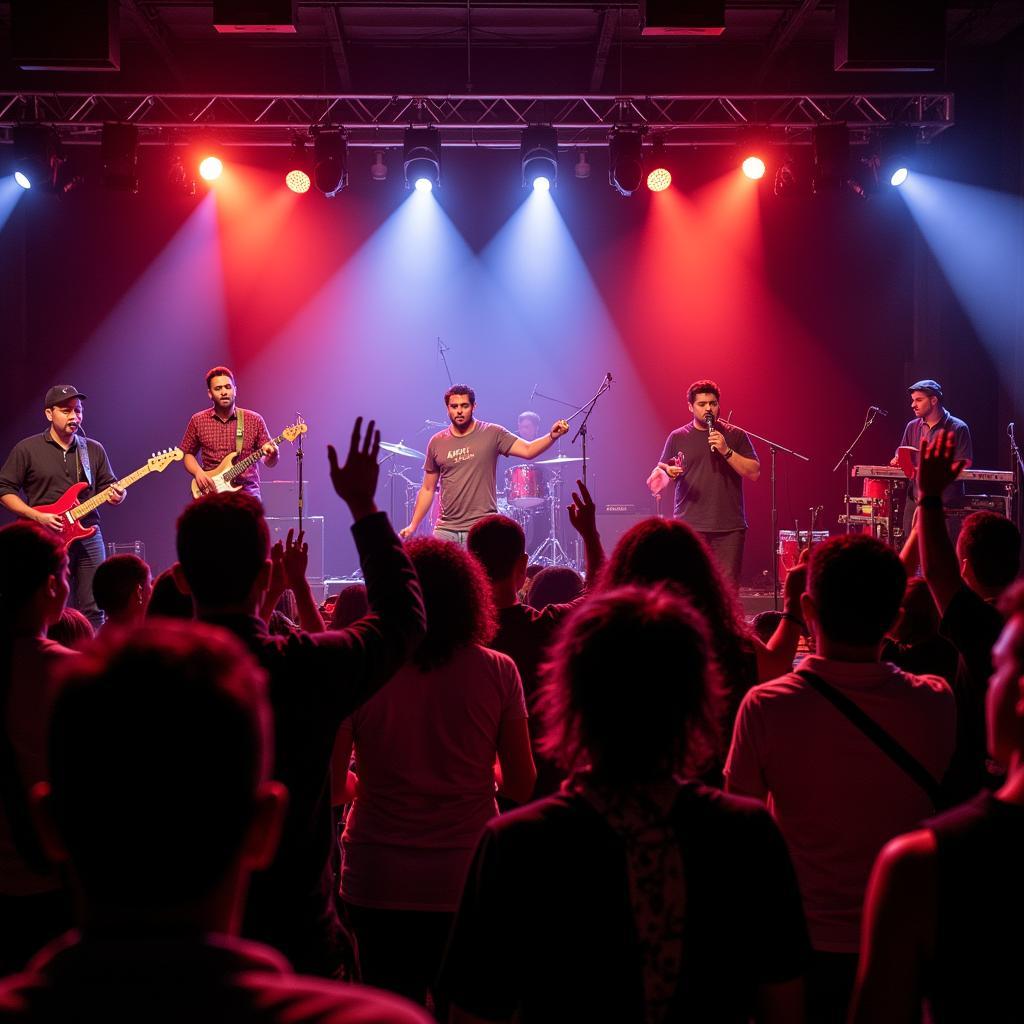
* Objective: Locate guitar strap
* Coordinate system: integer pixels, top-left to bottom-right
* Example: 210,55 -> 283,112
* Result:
235,408 -> 245,456
76,434 -> 93,488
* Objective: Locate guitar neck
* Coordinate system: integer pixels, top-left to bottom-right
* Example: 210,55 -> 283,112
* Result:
70,464 -> 152,520
223,431 -> 288,481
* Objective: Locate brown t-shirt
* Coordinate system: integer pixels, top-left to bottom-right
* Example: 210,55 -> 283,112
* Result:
425,421 -> 517,531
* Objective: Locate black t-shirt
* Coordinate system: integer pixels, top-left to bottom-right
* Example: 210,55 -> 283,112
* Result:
660,422 -> 757,531
438,783 -> 810,1023
924,792 -> 1024,1023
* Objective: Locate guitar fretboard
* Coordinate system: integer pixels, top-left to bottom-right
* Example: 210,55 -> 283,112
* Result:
70,465 -> 153,521
223,431 -> 290,481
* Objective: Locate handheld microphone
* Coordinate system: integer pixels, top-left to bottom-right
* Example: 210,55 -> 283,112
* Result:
529,384 -> 538,402
869,406 -> 889,416
705,411 -> 715,431
1009,422 -> 1016,437
605,372 -> 613,384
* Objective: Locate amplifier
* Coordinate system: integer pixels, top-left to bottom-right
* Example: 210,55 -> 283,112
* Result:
265,516 -> 324,581
595,506 -> 649,552
109,540 -> 146,562
946,496 -> 1011,519
262,479 -> 311,519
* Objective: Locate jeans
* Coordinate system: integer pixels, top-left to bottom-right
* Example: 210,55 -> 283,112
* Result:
697,528 -> 745,586
68,528 -> 106,629
433,527 -> 469,546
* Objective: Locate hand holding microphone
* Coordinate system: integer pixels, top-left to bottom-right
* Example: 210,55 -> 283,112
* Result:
705,411 -> 728,456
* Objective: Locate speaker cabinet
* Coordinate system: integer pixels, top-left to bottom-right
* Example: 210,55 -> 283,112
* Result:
265,516 -> 325,581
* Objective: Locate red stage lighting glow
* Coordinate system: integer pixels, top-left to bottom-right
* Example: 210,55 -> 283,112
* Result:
647,167 -> 672,192
286,169 -> 311,193
742,156 -> 766,180
199,156 -> 223,181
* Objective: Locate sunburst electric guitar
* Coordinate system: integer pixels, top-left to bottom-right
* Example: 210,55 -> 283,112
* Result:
32,448 -> 185,550
191,421 -> 307,499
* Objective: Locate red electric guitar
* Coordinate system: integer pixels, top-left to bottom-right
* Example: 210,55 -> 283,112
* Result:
32,448 -> 184,550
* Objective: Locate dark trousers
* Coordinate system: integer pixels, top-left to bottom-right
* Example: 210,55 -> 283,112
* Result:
806,950 -> 858,1024
68,529 -> 106,630
698,529 -> 745,586
342,901 -> 453,1017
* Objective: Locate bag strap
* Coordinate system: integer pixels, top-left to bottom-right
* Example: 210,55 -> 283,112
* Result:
795,669 -> 942,807
76,434 -> 93,487
235,408 -> 245,456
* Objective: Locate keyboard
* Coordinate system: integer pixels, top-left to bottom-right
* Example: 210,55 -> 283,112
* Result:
852,465 -> 1013,484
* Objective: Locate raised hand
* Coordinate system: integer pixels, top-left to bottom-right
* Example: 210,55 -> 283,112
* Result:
918,430 -> 967,499
265,540 -> 286,604
550,419 -> 570,439
328,417 -> 381,521
282,528 -> 309,588
566,478 -> 597,540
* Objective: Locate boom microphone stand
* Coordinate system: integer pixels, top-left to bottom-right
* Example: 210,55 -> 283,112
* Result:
294,414 -> 306,534
832,406 -> 884,536
721,417 -> 809,610
567,371 -> 613,490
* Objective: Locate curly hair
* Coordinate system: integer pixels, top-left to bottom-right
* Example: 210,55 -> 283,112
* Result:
598,517 -> 755,691
405,538 -> 497,671
444,383 -> 476,406
537,585 -> 723,781
687,379 -> 720,405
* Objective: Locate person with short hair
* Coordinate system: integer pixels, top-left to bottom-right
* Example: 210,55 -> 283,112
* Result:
146,566 -> 193,620
850,579 -> 1024,1023
527,566 -> 583,609
726,534 -> 956,1024
180,366 -> 279,501
0,386 -> 126,629
439,586 -> 811,1023
399,385 -> 569,545
45,609 -> 94,651
92,554 -> 151,631
646,379 -> 760,584
0,620 -> 431,1024
173,418 -> 426,980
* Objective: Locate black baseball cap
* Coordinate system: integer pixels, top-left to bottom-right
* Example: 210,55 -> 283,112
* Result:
908,379 -> 942,399
45,385 -> 88,407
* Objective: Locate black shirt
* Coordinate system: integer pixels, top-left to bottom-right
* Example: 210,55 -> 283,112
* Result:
899,410 -> 972,505
0,431 -> 117,528
660,422 -> 757,531
439,783 -> 810,1023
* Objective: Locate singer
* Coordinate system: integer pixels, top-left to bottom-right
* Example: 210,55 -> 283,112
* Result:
891,378 -> 972,538
400,384 -> 569,544
646,379 -> 759,584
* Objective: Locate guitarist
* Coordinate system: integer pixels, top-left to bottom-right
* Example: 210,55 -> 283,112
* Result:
181,366 -> 278,500
0,385 -> 125,628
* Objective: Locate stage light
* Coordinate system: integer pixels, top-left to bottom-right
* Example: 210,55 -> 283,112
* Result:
890,166 -> 909,187
370,150 -> 388,181
646,138 -> 671,191
285,137 -> 311,193
313,128 -> 348,196
742,156 -> 766,180
575,150 -> 591,179
404,127 -> 441,191
609,129 -> 643,196
878,127 -> 916,190
532,175 -> 551,192
199,156 -> 223,181
101,123 -> 139,192
773,151 -> 812,198
521,125 -> 558,190
11,124 -> 62,192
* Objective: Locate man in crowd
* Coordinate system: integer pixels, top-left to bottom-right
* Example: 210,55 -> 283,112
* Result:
400,385 -> 569,544
0,620 -> 429,1023
181,365 -> 279,500
0,385 -> 125,629
647,379 -> 759,584
92,554 -> 152,633
173,417 -> 426,979
726,534 -> 955,1024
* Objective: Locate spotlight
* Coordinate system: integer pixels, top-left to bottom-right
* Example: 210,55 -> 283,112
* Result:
285,138 -> 311,194
646,138 -> 671,192
532,176 -> 551,192
403,127 -> 441,191
609,129 -> 643,197
199,156 -> 223,181
575,150 -> 591,179
521,125 -> 558,190
370,150 -> 388,181
879,127 -> 916,189
742,156 -> 766,180
11,124 -> 62,192
313,129 -> 348,196
101,123 -> 139,192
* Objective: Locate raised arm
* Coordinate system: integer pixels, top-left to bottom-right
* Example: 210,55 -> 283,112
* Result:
566,478 -> 605,582
399,469 -> 439,540
917,431 -> 969,614
508,419 -> 569,460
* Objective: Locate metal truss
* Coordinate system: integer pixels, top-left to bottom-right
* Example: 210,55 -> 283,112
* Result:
0,92 -> 954,147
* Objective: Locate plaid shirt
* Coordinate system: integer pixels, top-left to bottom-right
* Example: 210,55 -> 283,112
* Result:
181,406 -> 272,497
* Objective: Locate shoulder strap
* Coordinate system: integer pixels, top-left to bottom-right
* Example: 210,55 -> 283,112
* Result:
235,408 -> 245,456
76,434 -> 93,487
795,669 -> 942,807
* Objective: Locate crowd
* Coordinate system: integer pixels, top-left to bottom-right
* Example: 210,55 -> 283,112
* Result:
1,422 -> 1021,1023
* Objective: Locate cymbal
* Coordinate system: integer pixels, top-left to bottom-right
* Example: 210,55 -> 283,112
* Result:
380,440 -> 425,460
534,454 -> 584,465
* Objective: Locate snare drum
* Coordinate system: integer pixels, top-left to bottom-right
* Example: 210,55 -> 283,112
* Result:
859,478 -> 890,519
507,464 -> 544,509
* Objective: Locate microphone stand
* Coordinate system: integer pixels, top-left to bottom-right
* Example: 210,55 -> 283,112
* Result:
567,374 -> 613,490
1009,423 -> 1024,530
437,337 -> 454,386
832,407 -> 883,537
721,417 -> 809,610
295,414 -> 305,535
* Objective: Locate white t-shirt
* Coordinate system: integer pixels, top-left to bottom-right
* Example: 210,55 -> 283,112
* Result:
340,644 -> 528,911
724,655 -> 955,953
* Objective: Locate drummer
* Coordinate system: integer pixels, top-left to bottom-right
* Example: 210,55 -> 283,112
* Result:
511,411 -> 550,552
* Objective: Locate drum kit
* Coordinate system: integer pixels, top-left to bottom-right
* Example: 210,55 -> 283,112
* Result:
378,437 -> 582,566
